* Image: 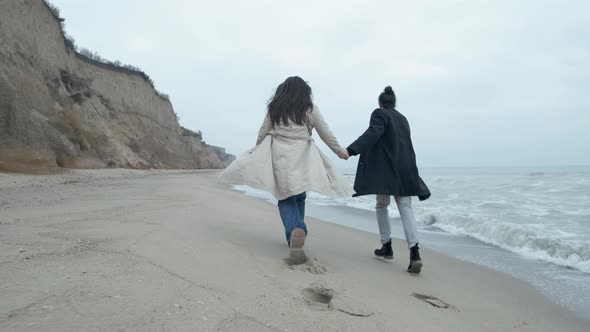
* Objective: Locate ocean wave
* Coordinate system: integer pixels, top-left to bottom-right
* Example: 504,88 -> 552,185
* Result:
233,184 -> 590,274
425,213 -> 590,274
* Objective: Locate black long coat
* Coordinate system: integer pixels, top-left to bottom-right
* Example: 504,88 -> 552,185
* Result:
347,107 -> 431,200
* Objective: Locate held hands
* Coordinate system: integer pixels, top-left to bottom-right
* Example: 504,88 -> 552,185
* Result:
338,148 -> 350,160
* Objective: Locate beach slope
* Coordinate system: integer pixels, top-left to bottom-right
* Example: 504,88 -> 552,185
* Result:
0,170 -> 585,331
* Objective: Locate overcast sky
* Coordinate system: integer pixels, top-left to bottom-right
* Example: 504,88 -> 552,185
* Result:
51,0 -> 589,167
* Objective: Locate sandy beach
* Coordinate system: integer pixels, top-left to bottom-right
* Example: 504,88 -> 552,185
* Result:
0,170 -> 586,331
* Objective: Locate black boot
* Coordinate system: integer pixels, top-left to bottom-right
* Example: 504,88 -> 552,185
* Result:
407,244 -> 423,274
374,240 -> 394,259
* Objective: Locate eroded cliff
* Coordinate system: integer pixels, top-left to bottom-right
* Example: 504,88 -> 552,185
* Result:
0,0 -> 234,173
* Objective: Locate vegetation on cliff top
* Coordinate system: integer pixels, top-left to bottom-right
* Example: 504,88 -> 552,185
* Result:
42,0 -> 170,101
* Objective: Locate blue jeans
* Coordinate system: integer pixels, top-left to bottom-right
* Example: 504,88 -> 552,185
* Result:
278,192 -> 307,245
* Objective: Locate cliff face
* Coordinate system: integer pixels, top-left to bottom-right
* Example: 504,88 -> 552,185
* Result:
0,0 -> 234,173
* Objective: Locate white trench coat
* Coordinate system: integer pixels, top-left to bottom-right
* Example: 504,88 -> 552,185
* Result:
219,105 -> 352,200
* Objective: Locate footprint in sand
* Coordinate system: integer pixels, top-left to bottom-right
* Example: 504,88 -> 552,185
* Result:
302,281 -> 374,317
412,293 -> 460,312
284,257 -> 327,275
302,282 -> 333,311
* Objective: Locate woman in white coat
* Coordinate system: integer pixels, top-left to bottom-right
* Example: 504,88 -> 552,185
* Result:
219,76 -> 351,263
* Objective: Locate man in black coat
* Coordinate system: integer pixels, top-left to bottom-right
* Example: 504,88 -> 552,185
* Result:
339,86 -> 430,274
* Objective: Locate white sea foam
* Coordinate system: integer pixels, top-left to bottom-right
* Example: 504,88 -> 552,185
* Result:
423,212 -> 590,273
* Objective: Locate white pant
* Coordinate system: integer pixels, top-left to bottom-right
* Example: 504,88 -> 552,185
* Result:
376,195 -> 419,248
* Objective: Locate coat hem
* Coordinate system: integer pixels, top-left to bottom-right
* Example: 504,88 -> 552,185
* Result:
352,191 -> 431,201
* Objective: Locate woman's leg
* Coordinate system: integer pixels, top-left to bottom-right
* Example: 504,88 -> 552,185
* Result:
295,192 -> 307,235
279,193 -> 308,263
278,194 -> 303,245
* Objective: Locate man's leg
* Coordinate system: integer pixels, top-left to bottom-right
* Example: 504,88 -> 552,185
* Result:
374,195 -> 394,259
394,196 -> 419,248
376,195 -> 392,244
394,196 -> 422,274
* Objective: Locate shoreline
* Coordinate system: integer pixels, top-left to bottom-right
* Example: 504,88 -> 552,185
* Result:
234,174 -> 590,321
0,169 -> 586,331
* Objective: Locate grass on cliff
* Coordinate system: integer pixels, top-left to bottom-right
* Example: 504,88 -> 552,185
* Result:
42,0 -> 170,101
